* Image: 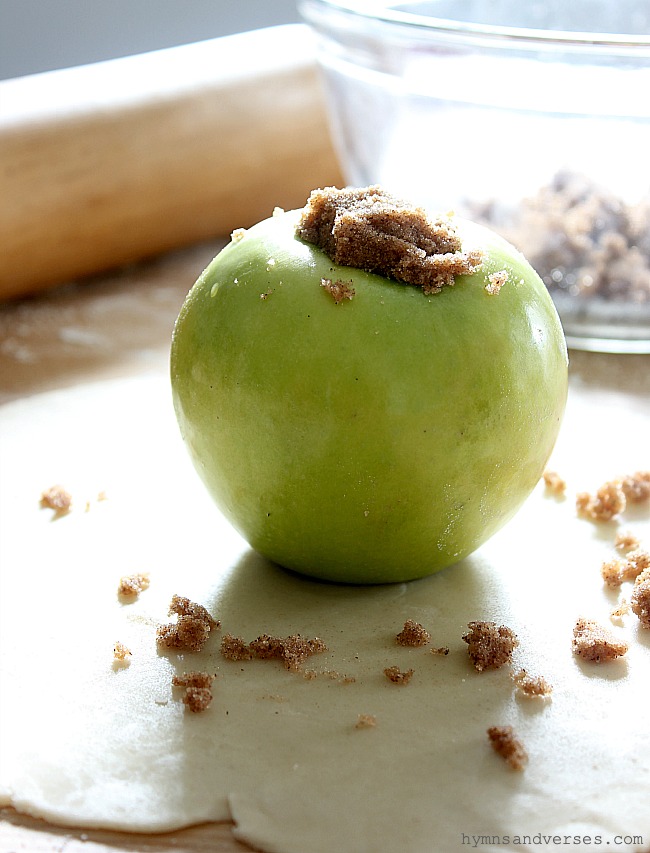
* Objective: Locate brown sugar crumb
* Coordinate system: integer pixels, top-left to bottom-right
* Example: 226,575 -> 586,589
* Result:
296,186 -> 483,294
615,529 -> 641,552
303,669 -> 356,683
40,485 -> 72,515
384,665 -> 415,685
485,269 -> 508,295
462,621 -> 518,671
471,170 -> 650,310
431,646 -> 450,656
220,633 -> 253,661
627,548 -> 650,575
572,617 -> 628,662
631,569 -> 650,629
172,670 -> 214,690
512,669 -> 552,699
601,557 -> 629,587
156,595 -> 219,653
602,549 -> 650,587
320,277 -> 355,304
221,632 -> 327,672
487,725 -> 528,771
355,714 -> 377,729
576,479 -> 627,522
395,619 -> 431,647
172,672 -> 214,713
117,572 -> 150,597
620,470 -> 650,504
169,594 -> 218,629
250,634 -> 327,672
543,470 -> 566,495
113,641 -> 132,662
576,471 -> 649,523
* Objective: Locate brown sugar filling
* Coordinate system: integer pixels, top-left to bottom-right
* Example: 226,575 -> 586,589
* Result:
296,186 -> 483,295
395,619 -> 430,647
572,617 -> 628,662
156,594 -> 220,653
172,671 -> 215,713
631,569 -> 650,629
220,632 -> 327,672
40,484 -> 72,515
462,621 -> 518,672
487,725 -> 528,771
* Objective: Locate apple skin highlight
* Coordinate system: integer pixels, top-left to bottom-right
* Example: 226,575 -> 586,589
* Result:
171,207 -> 568,583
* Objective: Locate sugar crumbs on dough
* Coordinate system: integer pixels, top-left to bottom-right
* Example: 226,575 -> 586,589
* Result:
113,641 -> 132,663
303,669 -> 356,683
576,480 -> 626,522
156,594 -> 220,653
601,549 -> 650,587
220,633 -> 253,661
172,671 -> 215,713
620,470 -> 650,503
485,269 -> 508,295
384,666 -> 415,685
511,669 -> 552,699
320,278 -> 355,304
631,569 -> 650,629
462,621 -> 518,671
572,617 -> 628,662
296,186 -> 483,294
355,714 -> 377,729
576,471 -> 650,522
395,619 -> 430,647
487,726 -> 528,771
221,632 -> 327,672
117,572 -> 150,598
543,470 -> 566,495
40,485 -> 72,516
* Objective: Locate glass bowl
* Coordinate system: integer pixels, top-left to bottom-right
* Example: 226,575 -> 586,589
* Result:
299,0 -> 650,352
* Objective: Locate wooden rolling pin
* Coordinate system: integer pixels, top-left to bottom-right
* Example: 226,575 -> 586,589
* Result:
0,24 -> 343,300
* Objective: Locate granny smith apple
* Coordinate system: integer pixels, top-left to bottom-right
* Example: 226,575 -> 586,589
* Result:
170,205 -> 567,583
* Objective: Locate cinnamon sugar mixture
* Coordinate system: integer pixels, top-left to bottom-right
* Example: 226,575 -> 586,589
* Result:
577,471 -> 650,522
40,485 -> 72,515
631,569 -> 650,629
172,671 -> 214,713
572,617 -> 628,662
297,186 -> 483,294
113,641 -> 132,662
384,666 -> 415,685
117,572 -> 150,598
221,632 -> 327,672
462,621 -> 518,671
487,726 -> 528,771
156,594 -> 219,653
601,549 -> 650,587
511,669 -> 553,699
395,619 -> 430,647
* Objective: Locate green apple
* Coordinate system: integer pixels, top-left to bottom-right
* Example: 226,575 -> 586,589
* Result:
170,207 -> 567,583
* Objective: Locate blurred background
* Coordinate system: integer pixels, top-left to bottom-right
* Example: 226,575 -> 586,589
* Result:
0,0 -> 301,79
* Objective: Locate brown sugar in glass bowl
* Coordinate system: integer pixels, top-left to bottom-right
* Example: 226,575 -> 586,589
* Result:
300,0 -> 650,352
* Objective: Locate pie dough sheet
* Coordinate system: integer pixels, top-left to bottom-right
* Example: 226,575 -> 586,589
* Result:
0,375 -> 648,853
